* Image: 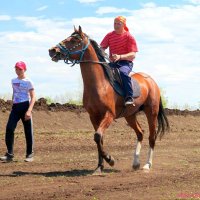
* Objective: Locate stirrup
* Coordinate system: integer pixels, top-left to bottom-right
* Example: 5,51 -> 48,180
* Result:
125,97 -> 135,106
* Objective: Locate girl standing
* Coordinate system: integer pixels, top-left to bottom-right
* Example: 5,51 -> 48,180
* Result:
0,61 -> 36,162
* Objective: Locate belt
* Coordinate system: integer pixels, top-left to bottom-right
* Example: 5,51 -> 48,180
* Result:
117,60 -> 133,64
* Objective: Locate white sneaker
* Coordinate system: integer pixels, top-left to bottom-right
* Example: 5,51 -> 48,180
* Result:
0,153 -> 14,162
24,154 -> 34,162
24,157 -> 34,162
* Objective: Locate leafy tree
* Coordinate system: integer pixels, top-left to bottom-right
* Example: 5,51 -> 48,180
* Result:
44,96 -> 54,105
160,88 -> 168,108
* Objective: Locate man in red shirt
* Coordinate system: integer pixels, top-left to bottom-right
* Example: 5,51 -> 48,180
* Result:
100,16 -> 138,106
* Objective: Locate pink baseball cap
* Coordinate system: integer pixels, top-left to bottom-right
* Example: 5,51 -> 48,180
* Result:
15,61 -> 27,70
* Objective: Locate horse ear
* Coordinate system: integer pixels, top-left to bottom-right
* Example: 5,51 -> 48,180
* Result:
78,26 -> 82,34
74,25 -> 78,32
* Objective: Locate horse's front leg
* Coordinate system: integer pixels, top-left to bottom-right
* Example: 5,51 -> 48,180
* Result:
94,132 -> 115,170
94,133 -> 104,173
90,112 -> 114,174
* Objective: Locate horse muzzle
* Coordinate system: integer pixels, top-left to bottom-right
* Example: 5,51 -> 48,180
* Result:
49,48 -> 61,62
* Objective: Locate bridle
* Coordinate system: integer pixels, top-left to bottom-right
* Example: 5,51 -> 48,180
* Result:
55,33 -> 109,67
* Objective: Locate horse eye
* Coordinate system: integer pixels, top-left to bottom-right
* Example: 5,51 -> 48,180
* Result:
72,37 -> 79,41
70,39 -> 77,44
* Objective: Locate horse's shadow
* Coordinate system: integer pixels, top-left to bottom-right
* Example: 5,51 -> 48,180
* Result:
0,169 -> 120,178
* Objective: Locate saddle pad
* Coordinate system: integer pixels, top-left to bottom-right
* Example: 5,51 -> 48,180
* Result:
131,78 -> 141,98
100,62 -> 140,98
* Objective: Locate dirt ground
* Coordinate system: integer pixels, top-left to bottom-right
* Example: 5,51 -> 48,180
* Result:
0,99 -> 200,200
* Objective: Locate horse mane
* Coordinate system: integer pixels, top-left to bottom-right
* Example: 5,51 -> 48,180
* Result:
89,38 -> 107,62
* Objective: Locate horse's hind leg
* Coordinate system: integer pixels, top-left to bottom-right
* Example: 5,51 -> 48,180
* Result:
125,115 -> 144,170
143,106 -> 158,170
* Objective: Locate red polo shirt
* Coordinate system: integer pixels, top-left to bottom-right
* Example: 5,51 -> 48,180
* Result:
100,31 -> 138,61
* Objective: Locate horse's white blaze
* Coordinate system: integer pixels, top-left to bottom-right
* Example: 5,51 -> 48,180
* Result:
133,140 -> 141,167
143,147 -> 154,170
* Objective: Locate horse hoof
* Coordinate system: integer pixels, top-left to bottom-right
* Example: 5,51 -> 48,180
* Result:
93,166 -> 103,175
132,164 -> 140,170
142,163 -> 152,171
108,156 -> 115,167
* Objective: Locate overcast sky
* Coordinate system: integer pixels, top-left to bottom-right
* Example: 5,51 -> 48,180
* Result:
0,0 -> 199,109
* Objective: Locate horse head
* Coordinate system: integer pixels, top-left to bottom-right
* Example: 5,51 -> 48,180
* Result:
49,26 -> 90,65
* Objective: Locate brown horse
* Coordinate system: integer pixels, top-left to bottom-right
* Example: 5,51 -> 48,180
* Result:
49,26 -> 169,173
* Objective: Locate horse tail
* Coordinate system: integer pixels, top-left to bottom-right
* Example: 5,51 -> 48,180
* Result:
156,97 -> 170,140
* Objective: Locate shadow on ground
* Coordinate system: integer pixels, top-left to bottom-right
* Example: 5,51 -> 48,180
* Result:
0,168 -> 120,178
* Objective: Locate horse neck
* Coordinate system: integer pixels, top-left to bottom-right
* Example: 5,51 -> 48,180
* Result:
80,46 -> 108,91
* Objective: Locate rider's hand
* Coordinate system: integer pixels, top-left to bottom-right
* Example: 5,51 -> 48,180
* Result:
112,54 -> 121,62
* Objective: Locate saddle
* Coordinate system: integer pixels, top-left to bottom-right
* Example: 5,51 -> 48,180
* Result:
101,63 -> 141,98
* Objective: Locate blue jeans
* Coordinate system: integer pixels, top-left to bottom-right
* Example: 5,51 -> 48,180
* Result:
109,60 -> 133,99
5,101 -> 34,156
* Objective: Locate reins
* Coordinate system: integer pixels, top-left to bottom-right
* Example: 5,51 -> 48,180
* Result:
65,59 -> 109,67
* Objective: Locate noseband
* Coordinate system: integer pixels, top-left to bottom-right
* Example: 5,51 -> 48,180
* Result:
56,35 -> 90,66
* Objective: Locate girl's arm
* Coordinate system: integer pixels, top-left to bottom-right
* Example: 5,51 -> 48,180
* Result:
25,89 -> 36,121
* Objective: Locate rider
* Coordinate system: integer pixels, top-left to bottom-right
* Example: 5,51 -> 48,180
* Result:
100,16 -> 138,106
